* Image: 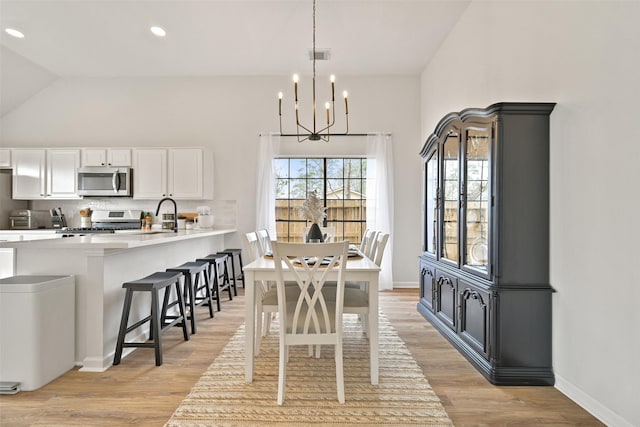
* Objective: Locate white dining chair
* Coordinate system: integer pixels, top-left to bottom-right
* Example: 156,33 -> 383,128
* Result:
364,230 -> 379,259
271,240 -> 349,405
340,232 -> 390,336
243,231 -> 275,353
256,229 -> 272,254
371,232 -> 390,266
243,231 -> 263,261
359,228 -> 373,252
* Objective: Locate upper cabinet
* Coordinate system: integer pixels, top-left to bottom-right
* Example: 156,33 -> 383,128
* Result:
418,102 -> 556,386
132,148 -> 213,200
12,149 -> 81,199
82,148 -> 131,167
431,122 -> 493,279
0,149 -> 11,168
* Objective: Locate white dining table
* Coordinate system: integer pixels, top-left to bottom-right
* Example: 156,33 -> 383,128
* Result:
243,254 -> 381,385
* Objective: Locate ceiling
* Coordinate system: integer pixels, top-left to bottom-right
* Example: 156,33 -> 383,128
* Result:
0,0 -> 470,78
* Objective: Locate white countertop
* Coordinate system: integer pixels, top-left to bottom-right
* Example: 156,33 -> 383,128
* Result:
0,229 -> 58,234
0,228 -> 237,250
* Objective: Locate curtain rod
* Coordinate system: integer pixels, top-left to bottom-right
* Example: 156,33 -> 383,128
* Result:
258,132 -> 391,137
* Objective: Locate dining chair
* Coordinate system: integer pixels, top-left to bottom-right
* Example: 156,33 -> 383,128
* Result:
364,230 -> 379,259
339,232 -> 390,337
243,231 -> 280,353
256,229 -> 272,254
371,232 -> 390,266
359,228 -> 376,255
271,240 -> 349,405
321,226 -> 336,243
243,231 -> 264,261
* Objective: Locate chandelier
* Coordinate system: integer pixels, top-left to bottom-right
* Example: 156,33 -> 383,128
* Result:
278,0 -> 350,142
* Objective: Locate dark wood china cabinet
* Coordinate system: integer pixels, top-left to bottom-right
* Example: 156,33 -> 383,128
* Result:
418,102 -> 556,385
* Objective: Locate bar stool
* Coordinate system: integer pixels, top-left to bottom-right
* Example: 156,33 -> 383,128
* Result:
218,248 -> 244,289
166,261 -> 211,335
113,271 -> 188,367
197,253 -> 233,312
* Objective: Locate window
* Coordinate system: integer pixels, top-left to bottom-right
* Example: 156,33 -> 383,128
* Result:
274,158 -> 367,243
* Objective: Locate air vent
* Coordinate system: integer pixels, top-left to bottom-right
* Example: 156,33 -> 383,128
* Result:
308,49 -> 331,61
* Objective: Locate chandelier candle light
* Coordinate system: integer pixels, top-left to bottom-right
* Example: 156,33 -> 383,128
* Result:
278,0 -> 350,142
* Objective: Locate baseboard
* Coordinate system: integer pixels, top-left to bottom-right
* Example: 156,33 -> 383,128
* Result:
393,282 -> 418,289
555,374 -> 634,427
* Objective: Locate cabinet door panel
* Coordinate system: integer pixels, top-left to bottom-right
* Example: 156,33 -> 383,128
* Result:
82,149 -> 107,166
47,149 -> 80,198
463,125 -> 492,277
0,149 -> 11,168
168,148 -> 203,199
441,131 -> 460,264
458,283 -> 491,359
424,148 -> 438,255
435,270 -> 457,331
133,149 -> 167,199
107,149 -> 131,166
419,262 -> 435,312
12,149 -> 46,199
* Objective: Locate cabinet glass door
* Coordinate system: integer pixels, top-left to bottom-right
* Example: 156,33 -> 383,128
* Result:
441,130 -> 460,264
463,126 -> 491,273
424,148 -> 438,255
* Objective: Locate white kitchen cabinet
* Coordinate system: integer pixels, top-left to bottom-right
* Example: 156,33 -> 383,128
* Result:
133,148 -> 212,200
12,149 -> 80,199
82,148 -> 131,167
0,149 -> 10,169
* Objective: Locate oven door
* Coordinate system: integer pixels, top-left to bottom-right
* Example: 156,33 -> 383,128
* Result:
77,167 -> 132,196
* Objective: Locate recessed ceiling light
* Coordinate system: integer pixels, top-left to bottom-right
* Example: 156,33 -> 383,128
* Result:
150,26 -> 166,37
5,28 -> 25,38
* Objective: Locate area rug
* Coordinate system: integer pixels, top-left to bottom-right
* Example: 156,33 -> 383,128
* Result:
165,313 -> 453,426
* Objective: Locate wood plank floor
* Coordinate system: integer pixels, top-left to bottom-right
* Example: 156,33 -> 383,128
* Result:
0,288 -> 602,426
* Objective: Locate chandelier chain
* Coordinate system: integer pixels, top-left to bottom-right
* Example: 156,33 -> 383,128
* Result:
278,0 -> 351,142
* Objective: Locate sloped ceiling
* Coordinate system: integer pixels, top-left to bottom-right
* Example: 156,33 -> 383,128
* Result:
0,0 -> 470,115
0,46 -> 57,117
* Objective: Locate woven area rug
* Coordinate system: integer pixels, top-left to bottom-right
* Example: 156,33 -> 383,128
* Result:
166,313 -> 453,426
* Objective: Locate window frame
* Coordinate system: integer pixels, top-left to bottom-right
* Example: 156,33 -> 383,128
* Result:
274,157 -> 368,243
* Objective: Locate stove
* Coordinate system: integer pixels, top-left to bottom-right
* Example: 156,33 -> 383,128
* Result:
57,209 -> 143,235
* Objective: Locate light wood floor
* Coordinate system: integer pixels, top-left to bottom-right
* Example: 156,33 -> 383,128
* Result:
0,288 -> 602,426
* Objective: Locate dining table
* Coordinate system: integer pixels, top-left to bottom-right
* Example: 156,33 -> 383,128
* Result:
243,252 -> 382,385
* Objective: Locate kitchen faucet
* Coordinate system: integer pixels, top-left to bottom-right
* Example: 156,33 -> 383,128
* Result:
155,197 -> 178,232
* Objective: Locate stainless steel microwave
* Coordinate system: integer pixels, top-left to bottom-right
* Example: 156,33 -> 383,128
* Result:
77,167 -> 132,197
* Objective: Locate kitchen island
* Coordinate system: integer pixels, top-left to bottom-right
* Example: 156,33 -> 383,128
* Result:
0,228 -> 236,371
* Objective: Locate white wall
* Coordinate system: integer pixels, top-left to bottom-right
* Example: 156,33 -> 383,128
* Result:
421,1 -> 639,426
0,74 -> 422,285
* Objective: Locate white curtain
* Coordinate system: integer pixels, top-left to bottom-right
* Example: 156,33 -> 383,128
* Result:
255,133 -> 279,239
366,133 -> 394,290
